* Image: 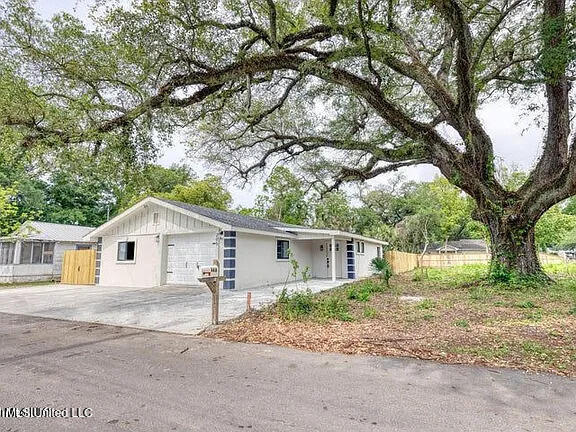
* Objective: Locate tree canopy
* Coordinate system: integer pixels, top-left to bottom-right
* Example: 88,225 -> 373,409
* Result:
1,0 -> 576,276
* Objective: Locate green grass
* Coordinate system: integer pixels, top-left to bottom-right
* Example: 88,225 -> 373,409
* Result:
515,300 -> 538,309
451,344 -> 511,360
415,299 -> 436,310
363,306 -> 379,319
0,280 -> 56,290
454,319 -> 469,328
417,265 -> 487,286
521,341 -> 556,361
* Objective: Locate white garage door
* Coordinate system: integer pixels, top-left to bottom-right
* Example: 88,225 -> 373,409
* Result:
166,233 -> 218,285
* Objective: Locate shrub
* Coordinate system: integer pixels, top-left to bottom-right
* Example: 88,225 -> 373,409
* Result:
346,280 -> 386,302
371,257 -> 392,285
347,286 -> 372,302
316,296 -> 353,321
277,288 -> 315,320
276,289 -> 352,321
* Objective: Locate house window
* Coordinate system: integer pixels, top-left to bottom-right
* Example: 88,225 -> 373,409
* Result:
117,241 -> 136,262
20,241 -> 55,264
320,244 -> 324,252
20,242 -> 32,264
276,240 -> 290,260
153,212 -> 159,225
377,246 -> 382,259
356,241 -> 365,254
42,243 -> 54,264
0,242 -> 15,265
336,243 -> 340,252
31,243 -> 43,264
76,244 -> 91,250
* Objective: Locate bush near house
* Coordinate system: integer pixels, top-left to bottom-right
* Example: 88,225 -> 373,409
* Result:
206,264 -> 576,377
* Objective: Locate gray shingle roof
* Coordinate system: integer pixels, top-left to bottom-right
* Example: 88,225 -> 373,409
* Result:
13,221 -> 95,242
158,198 -> 304,234
426,239 -> 488,252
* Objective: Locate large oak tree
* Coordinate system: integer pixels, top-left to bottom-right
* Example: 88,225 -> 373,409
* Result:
1,0 -> 575,278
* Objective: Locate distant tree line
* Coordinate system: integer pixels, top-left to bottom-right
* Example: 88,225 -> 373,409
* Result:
2,153 -> 575,252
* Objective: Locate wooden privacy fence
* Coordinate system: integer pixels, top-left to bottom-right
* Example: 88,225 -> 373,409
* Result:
61,249 -> 96,285
385,250 -> 564,274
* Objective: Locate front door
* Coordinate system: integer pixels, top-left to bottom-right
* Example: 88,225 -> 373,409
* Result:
323,241 -> 342,278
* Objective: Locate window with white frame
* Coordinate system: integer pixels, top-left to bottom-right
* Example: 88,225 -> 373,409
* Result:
276,239 -> 290,260
377,246 -> 382,259
19,242 -> 55,264
153,212 -> 159,225
0,242 -> 15,265
117,241 -> 136,262
356,241 -> 365,254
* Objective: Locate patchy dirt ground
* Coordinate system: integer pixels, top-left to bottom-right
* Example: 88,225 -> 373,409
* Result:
204,266 -> 576,377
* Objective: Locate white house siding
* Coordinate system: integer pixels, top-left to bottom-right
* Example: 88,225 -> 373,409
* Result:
99,234 -> 163,287
98,202 -> 219,288
354,241 -> 380,278
0,264 -> 55,283
234,233 -> 314,289
310,239 -> 346,279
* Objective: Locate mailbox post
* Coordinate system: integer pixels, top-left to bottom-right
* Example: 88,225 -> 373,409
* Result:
197,259 -> 225,325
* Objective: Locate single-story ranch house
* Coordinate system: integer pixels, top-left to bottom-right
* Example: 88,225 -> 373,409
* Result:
424,239 -> 489,254
84,197 -> 387,289
0,221 -> 95,283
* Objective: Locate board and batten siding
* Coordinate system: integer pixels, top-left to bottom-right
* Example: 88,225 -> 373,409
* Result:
103,202 -> 215,237
97,202 -> 219,287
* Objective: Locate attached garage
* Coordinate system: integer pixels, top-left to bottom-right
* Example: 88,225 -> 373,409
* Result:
85,197 -> 387,290
166,233 -> 218,285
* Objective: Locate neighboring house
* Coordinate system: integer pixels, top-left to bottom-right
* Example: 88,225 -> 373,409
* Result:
84,197 -> 387,289
424,239 -> 489,254
0,221 -> 96,283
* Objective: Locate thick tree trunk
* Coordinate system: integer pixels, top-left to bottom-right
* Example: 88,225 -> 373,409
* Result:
480,212 -> 545,279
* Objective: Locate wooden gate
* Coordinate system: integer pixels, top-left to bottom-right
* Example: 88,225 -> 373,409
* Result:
61,249 -> 96,285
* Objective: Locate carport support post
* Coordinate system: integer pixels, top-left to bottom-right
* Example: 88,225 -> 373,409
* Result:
331,236 -> 336,282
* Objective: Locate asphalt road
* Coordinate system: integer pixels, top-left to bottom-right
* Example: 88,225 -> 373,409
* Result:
0,313 -> 574,432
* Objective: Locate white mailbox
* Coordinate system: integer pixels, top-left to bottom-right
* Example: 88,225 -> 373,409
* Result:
200,265 -> 219,278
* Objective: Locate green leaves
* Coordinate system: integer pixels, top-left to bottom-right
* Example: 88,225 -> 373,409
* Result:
158,175 -> 232,210
254,166 -> 310,225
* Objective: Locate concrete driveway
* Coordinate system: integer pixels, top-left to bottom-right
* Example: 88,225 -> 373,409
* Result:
0,279 -> 344,334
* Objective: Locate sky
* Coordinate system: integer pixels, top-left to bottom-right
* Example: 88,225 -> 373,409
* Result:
36,0 -> 545,207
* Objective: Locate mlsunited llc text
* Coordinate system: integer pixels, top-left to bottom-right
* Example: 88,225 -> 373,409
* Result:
0,407 -> 93,419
